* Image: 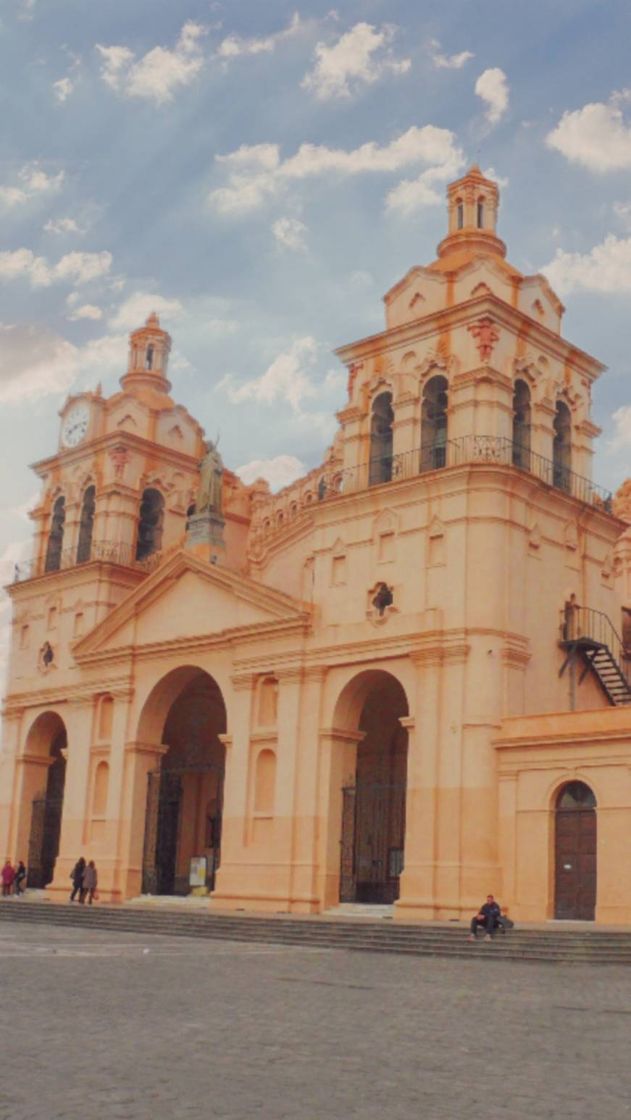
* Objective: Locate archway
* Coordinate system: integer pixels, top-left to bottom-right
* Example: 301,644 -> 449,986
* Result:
25,712 -> 67,888
554,780 -> 597,920
335,670 -> 409,904
140,668 -> 227,896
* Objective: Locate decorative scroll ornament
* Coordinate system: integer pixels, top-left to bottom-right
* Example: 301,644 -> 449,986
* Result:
467,316 -> 500,362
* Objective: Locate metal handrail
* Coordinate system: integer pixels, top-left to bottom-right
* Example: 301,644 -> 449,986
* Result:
312,435 -> 612,510
13,539 -> 164,583
561,605 -> 631,686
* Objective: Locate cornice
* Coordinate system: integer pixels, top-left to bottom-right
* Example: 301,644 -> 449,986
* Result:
334,293 -> 605,381
30,429 -> 200,478
75,616 -> 311,669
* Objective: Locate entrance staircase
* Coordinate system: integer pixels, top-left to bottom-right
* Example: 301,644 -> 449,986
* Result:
2,900 -> 631,964
559,606 -> 631,705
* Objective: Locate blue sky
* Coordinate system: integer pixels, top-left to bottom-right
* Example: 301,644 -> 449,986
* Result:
2,0 -> 631,678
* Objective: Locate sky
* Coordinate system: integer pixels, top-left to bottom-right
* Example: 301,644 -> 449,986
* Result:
2,0 -> 631,684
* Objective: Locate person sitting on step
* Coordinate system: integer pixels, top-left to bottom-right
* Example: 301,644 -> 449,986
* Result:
468,894 -> 502,941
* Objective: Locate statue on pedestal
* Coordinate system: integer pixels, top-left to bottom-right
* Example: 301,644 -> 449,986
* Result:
197,440 -> 223,515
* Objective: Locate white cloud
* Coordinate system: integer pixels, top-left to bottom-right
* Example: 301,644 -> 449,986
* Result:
0,248 -> 112,288
96,21 -> 205,105
272,216 -> 308,251
236,454 -> 306,490
542,234 -> 631,295
67,303 -> 103,321
0,163 -> 64,208
109,291 -> 184,330
0,324 -> 79,404
610,406 -> 631,450
614,201 -> 631,230
428,39 -> 474,70
385,133 -> 465,215
546,96 -> 631,172
44,217 -> 84,235
219,337 -> 319,413
0,322 -> 126,407
302,22 -> 410,101
475,67 -> 509,125
217,13 -> 302,59
53,77 -> 74,102
482,165 -> 509,189
210,125 -> 463,216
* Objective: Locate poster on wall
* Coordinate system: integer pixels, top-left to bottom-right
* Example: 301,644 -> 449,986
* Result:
189,856 -> 207,887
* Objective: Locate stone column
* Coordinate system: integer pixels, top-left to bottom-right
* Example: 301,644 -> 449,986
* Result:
395,650 -> 441,921
48,697 -> 94,900
117,740 -> 168,899
316,728 -> 364,911
286,667 -> 325,913
210,673 -> 253,909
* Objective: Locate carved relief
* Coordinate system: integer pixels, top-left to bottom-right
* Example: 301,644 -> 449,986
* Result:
467,316 -> 500,362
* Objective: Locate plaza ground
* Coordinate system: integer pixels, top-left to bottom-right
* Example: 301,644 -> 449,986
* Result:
0,921 -> 630,1119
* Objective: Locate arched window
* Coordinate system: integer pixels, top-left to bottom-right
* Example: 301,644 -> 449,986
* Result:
258,676 -> 278,726
512,380 -> 531,469
477,199 -> 484,228
76,485 -> 96,563
92,761 -> 109,817
145,344 -> 154,370
44,496 -> 66,573
553,400 -> 572,493
97,695 -> 114,741
185,502 -> 196,530
254,749 -> 276,814
456,200 -> 464,230
421,376 -> 448,471
369,392 -> 394,486
135,488 -> 164,561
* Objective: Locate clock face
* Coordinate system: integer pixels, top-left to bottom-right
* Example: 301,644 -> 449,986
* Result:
61,402 -> 90,448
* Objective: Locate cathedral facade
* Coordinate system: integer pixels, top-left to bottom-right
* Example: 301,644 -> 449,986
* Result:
2,167 -> 631,924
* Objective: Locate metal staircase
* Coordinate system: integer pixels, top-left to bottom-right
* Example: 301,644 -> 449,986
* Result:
559,606 -> 631,705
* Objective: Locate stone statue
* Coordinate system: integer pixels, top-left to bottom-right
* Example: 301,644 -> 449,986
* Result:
197,440 -> 223,515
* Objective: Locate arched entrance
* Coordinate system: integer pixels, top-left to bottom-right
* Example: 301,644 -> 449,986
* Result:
336,671 -> 409,904
554,781 -> 597,920
141,669 -> 226,896
25,712 -> 67,888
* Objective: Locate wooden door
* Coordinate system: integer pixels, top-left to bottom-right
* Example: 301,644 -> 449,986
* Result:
555,804 -> 596,920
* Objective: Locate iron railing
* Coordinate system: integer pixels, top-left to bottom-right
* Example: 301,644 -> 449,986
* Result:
313,435 -> 612,511
561,605 -> 631,686
13,539 -> 164,583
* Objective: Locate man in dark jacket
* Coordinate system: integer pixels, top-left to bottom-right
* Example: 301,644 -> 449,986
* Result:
468,895 -> 502,941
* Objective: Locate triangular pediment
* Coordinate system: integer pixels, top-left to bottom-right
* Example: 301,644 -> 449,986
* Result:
74,550 -> 311,660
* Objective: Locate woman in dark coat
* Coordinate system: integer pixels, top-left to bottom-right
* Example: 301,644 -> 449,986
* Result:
82,861 -> 98,905
70,857 -> 85,902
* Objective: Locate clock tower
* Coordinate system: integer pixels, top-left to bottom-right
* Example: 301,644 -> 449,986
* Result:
7,313 -> 212,689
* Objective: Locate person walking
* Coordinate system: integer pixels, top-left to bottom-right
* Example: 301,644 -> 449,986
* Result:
82,860 -> 98,905
14,861 -> 27,897
1,860 -> 15,897
69,857 -> 86,903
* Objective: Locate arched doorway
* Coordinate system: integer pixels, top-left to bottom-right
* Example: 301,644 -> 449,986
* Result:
554,781 -> 597,920
336,671 -> 409,904
141,669 -> 226,896
25,713 -> 67,888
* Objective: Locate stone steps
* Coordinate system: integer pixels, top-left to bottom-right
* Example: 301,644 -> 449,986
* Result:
2,901 -> 631,963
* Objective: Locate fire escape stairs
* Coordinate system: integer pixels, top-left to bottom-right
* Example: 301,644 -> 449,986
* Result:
559,609 -> 631,706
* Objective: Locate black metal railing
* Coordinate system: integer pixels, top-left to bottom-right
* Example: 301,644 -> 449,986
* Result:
561,605 -> 631,686
313,435 -> 612,511
13,539 -> 164,583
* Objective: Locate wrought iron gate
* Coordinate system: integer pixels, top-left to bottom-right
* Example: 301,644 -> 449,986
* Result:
141,763 -> 224,896
27,793 -> 64,889
339,781 -> 406,904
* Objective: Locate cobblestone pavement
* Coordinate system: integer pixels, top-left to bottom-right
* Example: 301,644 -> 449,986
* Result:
1,921 -> 630,1120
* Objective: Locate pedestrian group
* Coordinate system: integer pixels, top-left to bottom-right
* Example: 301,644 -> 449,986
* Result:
69,857 -> 99,904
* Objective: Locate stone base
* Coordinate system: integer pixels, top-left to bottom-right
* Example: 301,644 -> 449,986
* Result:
185,511 -> 225,563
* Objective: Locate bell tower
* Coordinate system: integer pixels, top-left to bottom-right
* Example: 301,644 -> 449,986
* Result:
437,164 -> 506,264
119,312 -> 172,394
